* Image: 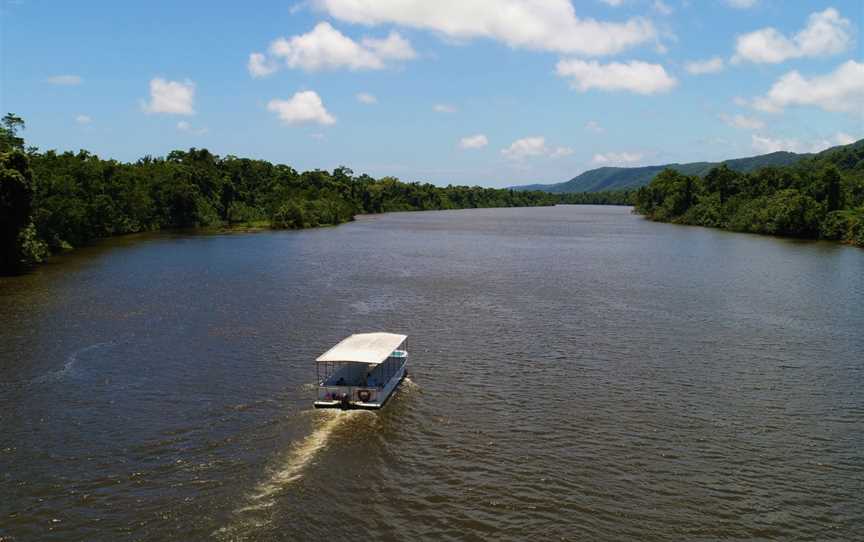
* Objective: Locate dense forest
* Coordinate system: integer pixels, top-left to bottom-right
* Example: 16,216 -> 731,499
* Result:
558,190 -> 634,205
633,139 -> 864,247
1,114 -> 560,273
513,150 -> 806,193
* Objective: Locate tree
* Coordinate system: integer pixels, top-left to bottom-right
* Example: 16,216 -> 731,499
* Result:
1,150 -> 46,272
822,166 -> 843,212
0,113 -> 26,152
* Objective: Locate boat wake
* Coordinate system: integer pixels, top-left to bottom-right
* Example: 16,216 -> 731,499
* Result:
217,409 -> 363,538
31,341 -> 114,384
1,338 -> 127,390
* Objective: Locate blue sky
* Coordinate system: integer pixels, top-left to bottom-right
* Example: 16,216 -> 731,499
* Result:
1,0 -> 861,187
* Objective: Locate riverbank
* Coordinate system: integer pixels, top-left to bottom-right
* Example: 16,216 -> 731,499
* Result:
632,140 -> 864,248
1,135 -> 559,273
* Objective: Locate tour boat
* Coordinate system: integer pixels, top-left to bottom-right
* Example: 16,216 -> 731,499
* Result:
314,332 -> 408,410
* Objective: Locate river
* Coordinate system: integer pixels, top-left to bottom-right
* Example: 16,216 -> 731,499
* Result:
1,205 -> 862,540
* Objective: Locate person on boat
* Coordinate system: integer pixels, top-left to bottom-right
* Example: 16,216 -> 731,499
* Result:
336,377 -> 345,386
366,372 -> 378,388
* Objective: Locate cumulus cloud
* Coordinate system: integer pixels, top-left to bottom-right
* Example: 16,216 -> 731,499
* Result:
751,133 -> 855,154
248,53 -> 278,77
501,137 -> 573,160
459,134 -> 489,149
267,90 -> 336,125
47,75 -> 82,86
356,92 -> 377,104
585,120 -> 605,134
752,60 -> 864,116
685,57 -> 724,75
652,1 -> 673,16
719,113 -> 764,130
600,0 -> 624,6
502,137 -> 548,160
732,8 -> 851,64
142,78 -> 195,115
249,22 -> 415,75
726,0 -> 757,8
313,0 -> 658,56
550,146 -> 575,158
177,121 -> 208,135
75,114 -> 92,125
556,59 -> 676,94
592,151 -> 645,165
835,132 -> 857,145
433,104 -> 457,113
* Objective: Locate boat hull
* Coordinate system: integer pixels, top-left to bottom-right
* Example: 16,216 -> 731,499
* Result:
314,363 -> 406,410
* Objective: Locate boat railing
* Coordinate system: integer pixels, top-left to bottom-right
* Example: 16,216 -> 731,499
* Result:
318,385 -> 380,402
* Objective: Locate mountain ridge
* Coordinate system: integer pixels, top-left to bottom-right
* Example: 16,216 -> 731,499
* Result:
513,150 -> 811,193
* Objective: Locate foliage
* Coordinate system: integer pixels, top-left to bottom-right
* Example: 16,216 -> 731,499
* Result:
558,190 -> 633,205
515,150 -> 807,193
1,149 -> 45,271
634,139 -> 864,247
0,114 -> 562,271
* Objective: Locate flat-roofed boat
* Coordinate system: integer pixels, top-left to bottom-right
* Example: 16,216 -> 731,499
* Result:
314,332 -> 408,410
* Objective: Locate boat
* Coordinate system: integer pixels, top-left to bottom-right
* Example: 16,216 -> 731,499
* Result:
314,332 -> 409,410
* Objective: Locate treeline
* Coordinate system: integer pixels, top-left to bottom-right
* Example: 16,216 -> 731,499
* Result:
633,140 -> 864,247
1,114 -> 560,272
559,190 -> 634,205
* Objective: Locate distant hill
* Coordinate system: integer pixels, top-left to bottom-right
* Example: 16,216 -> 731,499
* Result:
513,150 -> 809,193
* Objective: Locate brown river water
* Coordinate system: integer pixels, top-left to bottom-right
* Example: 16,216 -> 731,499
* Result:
1,205 -> 862,541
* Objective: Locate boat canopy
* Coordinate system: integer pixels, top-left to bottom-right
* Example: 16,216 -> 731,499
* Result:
316,332 -> 407,365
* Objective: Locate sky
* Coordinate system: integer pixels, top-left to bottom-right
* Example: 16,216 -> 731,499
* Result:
1,0 -> 862,188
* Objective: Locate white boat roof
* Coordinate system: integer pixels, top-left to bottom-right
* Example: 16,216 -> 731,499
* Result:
316,332 -> 407,365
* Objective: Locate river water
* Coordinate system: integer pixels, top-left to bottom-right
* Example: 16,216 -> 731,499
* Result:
1,205 -> 862,541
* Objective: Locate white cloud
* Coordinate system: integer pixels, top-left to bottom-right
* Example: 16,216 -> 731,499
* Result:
248,53 -> 278,77
75,114 -> 92,125
600,0 -> 624,6
550,146 -> 575,158
47,75 -> 82,86
556,59 -> 677,94
313,0 -> 658,56
592,151 -> 645,165
433,104 -> 457,113
585,120 -> 605,134
501,137 -> 573,160
176,121 -> 208,135
251,22 -> 415,74
142,78 -> 195,115
751,132 -> 856,154
362,31 -> 416,60
267,90 -> 336,125
752,60 -> 864,116
502,137 -> 549,160
726,0 -> 757,8
459,134 -> 489,149
685,57 -> 724,75
719,113 -> 764,130
652,0 -> 673,16
356,92 -> 377,104
732,8 -> 851,64
835,132 -> 857,145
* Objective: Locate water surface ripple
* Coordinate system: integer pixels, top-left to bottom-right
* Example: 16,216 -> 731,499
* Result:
1,206 -> 862,540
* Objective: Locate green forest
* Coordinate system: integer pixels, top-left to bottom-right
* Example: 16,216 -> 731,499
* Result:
633,139 -> 864,247
1,114 -> 562,273
5,110 -> 858,274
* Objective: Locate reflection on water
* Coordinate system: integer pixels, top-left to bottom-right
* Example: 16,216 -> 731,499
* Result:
1,206 -> 862,541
